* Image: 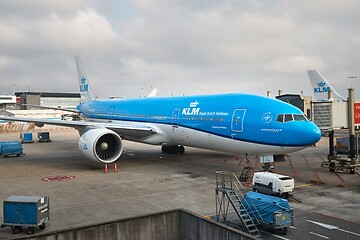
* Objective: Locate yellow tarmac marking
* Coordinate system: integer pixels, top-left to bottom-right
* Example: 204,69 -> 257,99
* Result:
294,183 -> 313,189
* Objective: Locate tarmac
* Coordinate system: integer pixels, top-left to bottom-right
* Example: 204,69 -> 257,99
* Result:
0,128 -> 359,239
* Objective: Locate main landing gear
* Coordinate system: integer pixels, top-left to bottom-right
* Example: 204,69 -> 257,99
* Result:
161,145 -> 185,154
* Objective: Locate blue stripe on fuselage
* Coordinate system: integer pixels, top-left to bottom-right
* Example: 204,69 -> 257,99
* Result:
78,93 -> 318,147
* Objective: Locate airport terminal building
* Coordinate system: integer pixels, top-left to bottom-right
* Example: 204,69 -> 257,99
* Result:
0,92 -> 81,111
15,92 -> 81,110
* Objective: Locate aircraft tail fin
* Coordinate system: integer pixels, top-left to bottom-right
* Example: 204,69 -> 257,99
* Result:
307,70 -> 346,101
75,56 -> 96,102
147,88 -> 158,97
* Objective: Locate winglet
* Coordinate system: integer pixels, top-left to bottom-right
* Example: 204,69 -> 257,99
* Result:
75,56 -> 96,102
307,70 -> 346,101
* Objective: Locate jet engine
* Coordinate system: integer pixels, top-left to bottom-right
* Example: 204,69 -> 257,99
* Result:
79,128 -> 123,164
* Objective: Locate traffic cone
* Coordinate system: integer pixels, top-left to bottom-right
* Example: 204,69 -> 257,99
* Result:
236,155 -> 239,160
114,163 -> 118,172
104,164 -> 108,173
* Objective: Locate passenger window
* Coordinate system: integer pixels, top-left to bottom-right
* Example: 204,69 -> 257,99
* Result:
276,114 -> 284,122
284,114 -> 293,122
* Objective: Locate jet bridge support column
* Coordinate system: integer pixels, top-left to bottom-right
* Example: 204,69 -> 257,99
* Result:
348,88 -> 357,160
328,129 -> 334,159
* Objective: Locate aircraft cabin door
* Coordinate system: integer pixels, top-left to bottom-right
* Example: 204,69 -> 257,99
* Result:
172,109 -> 180,128
231,109 -> 246,137
108,107 -> 114,122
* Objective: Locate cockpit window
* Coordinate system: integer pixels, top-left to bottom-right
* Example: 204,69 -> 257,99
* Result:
276,114 -> 284,122
284,114 -> 293,122
276,113 -> 308,122
293,114 -> 308,121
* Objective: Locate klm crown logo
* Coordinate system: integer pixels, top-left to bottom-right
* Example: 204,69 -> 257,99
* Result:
81,76 -> 86,84
317,81 -> 326,87
314,81 -> 330,93
190,101 -> 199,107
183,101 -> 200,115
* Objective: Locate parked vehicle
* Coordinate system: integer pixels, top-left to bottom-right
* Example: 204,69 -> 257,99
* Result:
0,141 -> 23,158
252,172 -> 294,197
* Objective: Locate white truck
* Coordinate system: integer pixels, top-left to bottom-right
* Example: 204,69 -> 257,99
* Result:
252,172 -> 294,198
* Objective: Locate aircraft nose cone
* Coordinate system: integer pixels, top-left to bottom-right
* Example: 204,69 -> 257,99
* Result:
303,123 -> 322,145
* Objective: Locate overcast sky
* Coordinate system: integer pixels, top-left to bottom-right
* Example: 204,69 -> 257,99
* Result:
0,0 -> 359,99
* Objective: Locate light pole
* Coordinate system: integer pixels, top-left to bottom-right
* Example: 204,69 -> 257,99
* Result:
349,76 -> 356,88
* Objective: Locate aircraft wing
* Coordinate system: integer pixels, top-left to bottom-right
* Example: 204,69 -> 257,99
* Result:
0,116 -> 157,139
20,104 -> 80,113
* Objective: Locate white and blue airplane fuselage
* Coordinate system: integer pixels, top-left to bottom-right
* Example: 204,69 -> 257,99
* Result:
76,93 -> 321,163
0,57 -> 321,165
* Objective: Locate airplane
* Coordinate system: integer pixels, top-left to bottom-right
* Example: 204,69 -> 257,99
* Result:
307,70 -> 346,101
0,57 -> 321,165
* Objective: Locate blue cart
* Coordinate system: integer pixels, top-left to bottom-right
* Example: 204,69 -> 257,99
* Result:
20,132 -> 34,143
0,141 -> 23,158
1,196 -> 49,235
242,191 -> 294,235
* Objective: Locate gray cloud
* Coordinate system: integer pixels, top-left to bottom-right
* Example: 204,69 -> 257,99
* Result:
0,0 -> 359,99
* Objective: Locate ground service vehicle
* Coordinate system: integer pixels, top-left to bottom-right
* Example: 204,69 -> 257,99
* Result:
252,172 -> 294,197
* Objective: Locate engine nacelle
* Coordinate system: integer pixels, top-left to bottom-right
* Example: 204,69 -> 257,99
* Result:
79,128 -> 123,164
35,122 -> 44,127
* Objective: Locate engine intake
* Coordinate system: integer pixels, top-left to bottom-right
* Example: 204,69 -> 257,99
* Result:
79,128 -> 123,163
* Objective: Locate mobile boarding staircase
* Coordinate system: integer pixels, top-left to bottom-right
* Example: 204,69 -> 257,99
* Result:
215,171 -> 262,238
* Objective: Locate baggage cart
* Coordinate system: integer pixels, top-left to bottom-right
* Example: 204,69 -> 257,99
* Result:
20,132 -> 34,143
0,141 -> 23,158
242,191 -> 294,235
38,132 -> 51,142
1,196 -> 49,235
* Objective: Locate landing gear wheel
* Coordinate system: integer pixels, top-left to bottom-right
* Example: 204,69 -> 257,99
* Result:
179,146 -> 185,154
39,223 -> 46,229
27,227 -> 35,235
12,227 -> 21,234
161,145 -> 185,154
161,145 -> 167,154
